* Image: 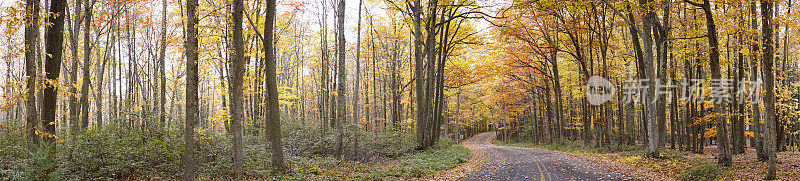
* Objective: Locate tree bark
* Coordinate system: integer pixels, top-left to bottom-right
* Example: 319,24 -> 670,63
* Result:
353,0 -> 363,128
751,1 -> 766,161
68,0 -> 83,134
230,0 -> 244,177
640,0 -> 660,158
760,0 -> 777,179
95,30 -> 112,129
159,0 -> 168,126
78,0 -> 93,130
693,0 -> 731,166
264,0 -> 287,171
25,0 -> 40,152
412,0 -> 427,149
335,0 -> 347,158
43,0 -> 67,147
422,0 -> 439,148
183,0 -> 200,178
734,14 -> 746,154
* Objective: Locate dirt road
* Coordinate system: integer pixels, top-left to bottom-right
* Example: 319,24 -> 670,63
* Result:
464,132 -> 635,181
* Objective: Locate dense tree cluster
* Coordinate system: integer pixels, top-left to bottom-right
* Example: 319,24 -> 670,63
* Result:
494,0 -> 799,179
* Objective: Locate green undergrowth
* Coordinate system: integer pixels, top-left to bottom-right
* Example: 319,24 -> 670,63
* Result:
1,121 -> 469,180
678,162 -> 726,181
281,138 -> 471,180
0,115 -> 469,180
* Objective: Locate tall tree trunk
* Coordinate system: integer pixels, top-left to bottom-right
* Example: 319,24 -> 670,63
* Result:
455,90 -> 461,143
772,2 -> 785,153
640,0 -> 660,158
422,0 -> 439,148
353,0 -> 363,128
734,15 -> 746,154
412,0 -> 427,149
391,39 -> 401,131
230,0 -> 244,177
686,54 -> 695,152
778,0 -> 792,153
159,0 -> 168,126
692,0 -> 731,166
95,31 -> 111,129
670,53 -> 678,149
43,0 -> 67,147
78,0 -> 92,130
25,0 -> 40,152
547,36 -> 563,141
183,0 -> 200,178
335,0 -> 347,158
655,2 -> 670,149
320,0 -> 330,133
751,1 -> 767,161
68,0 -> 83,134
264,0 -> 287,171
760,0 -> 777,179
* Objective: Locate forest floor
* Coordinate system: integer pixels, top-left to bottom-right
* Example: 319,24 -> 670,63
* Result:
500,140 -> 800,180
273,143 -> 471,180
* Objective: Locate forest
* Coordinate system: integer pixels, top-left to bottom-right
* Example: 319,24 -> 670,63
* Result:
0,0 -> 799,180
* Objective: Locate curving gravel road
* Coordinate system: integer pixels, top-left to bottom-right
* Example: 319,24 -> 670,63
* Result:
464,132 -> 636,181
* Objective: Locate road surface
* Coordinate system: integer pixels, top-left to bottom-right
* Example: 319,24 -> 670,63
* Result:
464,132 -> 635,181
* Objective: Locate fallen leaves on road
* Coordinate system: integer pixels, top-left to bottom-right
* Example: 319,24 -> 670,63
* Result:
422,133 -> 492,181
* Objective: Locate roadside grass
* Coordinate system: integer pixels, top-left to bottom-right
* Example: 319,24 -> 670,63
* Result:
281,139 -> 471,180
678,162 -> 726,181
497,140 -> 721,180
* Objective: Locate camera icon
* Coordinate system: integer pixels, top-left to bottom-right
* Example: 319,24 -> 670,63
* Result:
586,75 -> 615,106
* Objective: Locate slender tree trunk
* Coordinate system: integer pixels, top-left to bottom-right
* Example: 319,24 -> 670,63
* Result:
455,90 -> 461,143
68,0 -> 83,134
689,0 -> 731,166
412,0 -> 427,149
264,0 -> 287,171
229,0 -> 245,177
391,40 -> 401,131
778,0 -> 792,153
422,0 -> 439,148
734,16 -> 746,154
95,31 -> 111,129
25,0 -> 40,152
760,0 -> 777,179
43,0 -> 67,147
686,55 -> 695,152
78,0 -> 92,130
159,0 -> 168,126
548,39 -> 563,141
183,0 -> 200,178
334,0 -> 347,158
320,0 -> 330,133
640,0 -> 660,157
771,2 -> 785,153
353,0 -> 363,128
751,1 -> 767,161
670,54 -> 678,149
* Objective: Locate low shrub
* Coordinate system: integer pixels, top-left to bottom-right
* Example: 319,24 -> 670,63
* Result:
399,140 -> 470,177
679,162 -> 726,181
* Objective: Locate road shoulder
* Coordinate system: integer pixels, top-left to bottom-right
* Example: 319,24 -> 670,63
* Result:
423,134 -> 493,181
